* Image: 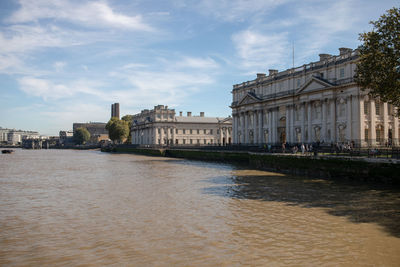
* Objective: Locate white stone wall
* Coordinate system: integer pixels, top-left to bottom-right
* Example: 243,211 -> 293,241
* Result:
131,105 -> 232,146
231,48 -> 399,147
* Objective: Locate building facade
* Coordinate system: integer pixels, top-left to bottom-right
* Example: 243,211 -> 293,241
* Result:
231,48 -> 399,147
131,105 -> 232,146
0,128 -> 40,145
72,122 -> 108,144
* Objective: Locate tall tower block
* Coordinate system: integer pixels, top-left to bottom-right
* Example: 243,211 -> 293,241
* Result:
111,103 -> 120,119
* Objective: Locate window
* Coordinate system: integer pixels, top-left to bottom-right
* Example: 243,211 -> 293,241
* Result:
320,72 -> 324,78
176,129 -> 178,134
210,129 -> 213,135
158,128 -> 161,134
204,129 -> 207,134
190,129 -> 193,134
364,101 -> 369,115
183,129 -> 186,134
204,139 -> 207,144
197,129 -> 200,134
365,129 -> 369,141
375,102 -> 380,115
175,139 -> 178,144
388,104 -> 393,116
339,68 -> 345,78
376,129 -> 381,140
210,139 -> 213,144
217,129 -> 220,134
183,139 -> 186,144
197,139 -> 200,144
190,139 -> 193,144
297,79 -> 301,88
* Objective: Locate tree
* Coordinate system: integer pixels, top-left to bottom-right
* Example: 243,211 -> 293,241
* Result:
121,115 -> 133,144
74,127 -> 91,145
355,7 -> 400,115
106,117 -> 129,143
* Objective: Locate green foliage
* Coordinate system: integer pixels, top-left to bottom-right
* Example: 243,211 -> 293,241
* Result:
355,7 -> 400,115
106,117 -> 130,143
74,127 -> 91,145
121,115 -> 133,144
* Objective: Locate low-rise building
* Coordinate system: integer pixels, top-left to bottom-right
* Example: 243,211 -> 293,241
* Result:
73,122 -> 108,144
131,105 -> 232,146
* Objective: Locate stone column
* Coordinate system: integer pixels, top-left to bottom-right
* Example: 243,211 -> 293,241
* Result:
370,100 -> 376,145
155,127 -> 159,145
301,103 -> 305,143
359,96 -> 365,146
322,100 -> 327,142
273,108 -> 279,144
330,99 -> 336,143
383,102 -> 389,144
160,127 -> 165,145
290,105 -> 295,143
258,110 -> 263,144
394,108 -> 399,146
268,110 -> 272,143
253,112 -> 257,144
285,106 -> 290,143
244,112 -> 248,144
172,126 -> 175,146
307,102 -> 312,143
219,127 -> 223,145
346,96 -> 352,142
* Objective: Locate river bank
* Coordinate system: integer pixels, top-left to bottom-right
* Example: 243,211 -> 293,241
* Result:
101,146 -> 400,185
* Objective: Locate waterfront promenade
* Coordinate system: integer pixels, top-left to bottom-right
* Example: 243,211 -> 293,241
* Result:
103,145 -> 400,185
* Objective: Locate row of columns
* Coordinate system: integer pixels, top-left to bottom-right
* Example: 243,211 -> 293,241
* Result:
233,96 -> 400,146
233,97 -> 352,145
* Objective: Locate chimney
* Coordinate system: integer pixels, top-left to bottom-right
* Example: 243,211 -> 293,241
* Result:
179,111 -> 182,116
268,69 -> 278,76
111,103 -> 120,119
257,73 -> 266,79
339,47 -> 352,55
200,112 -> 205,117
187,112 -> 192,117
319,54 -> 331,61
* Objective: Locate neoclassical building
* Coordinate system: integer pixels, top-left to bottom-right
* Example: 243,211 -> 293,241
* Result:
231,48 -> 399,147
131,105 -> 232,146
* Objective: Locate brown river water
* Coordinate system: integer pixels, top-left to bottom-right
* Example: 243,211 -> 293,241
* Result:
1,149 -> 400,266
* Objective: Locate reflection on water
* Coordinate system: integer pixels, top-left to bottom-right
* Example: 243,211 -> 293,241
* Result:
1,149 -> 400,266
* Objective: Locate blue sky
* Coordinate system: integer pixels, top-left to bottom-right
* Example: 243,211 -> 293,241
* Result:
0,0 -> 398,135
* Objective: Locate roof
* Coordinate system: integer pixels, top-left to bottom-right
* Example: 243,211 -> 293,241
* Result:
175,116 -> 229,124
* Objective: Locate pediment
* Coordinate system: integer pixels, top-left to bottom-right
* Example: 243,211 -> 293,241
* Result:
237,92 -> 261,106
296,77 -> 333,94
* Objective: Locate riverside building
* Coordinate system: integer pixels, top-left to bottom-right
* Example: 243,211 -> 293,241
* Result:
131,105 -> 232,146
231,48 -> 399,147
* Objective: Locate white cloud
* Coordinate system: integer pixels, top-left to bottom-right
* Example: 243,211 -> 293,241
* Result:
54,61 -> 66,72
8,0 -> 154,32
194,0 -> 290,22
232,30 -> 290,72
18,77 -> 107,101
111,69 -> 215,109
176,57 -> 219,69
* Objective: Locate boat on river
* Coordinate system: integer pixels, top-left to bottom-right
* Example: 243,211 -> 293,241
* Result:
2,149 -> 14,154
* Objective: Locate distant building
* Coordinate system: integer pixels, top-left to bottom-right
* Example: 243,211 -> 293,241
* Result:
231,47 -> 399,147
0,128 -> 40,145
111,103 -> 120,119
131,105 -> 232,146
73,122 -> 108,144
59,130 -> 74,145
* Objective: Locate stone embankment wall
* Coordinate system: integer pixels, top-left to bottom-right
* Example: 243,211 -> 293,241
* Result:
101,147 -> 400,185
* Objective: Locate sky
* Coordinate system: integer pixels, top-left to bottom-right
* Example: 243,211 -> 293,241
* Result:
0,0 -> 398,135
